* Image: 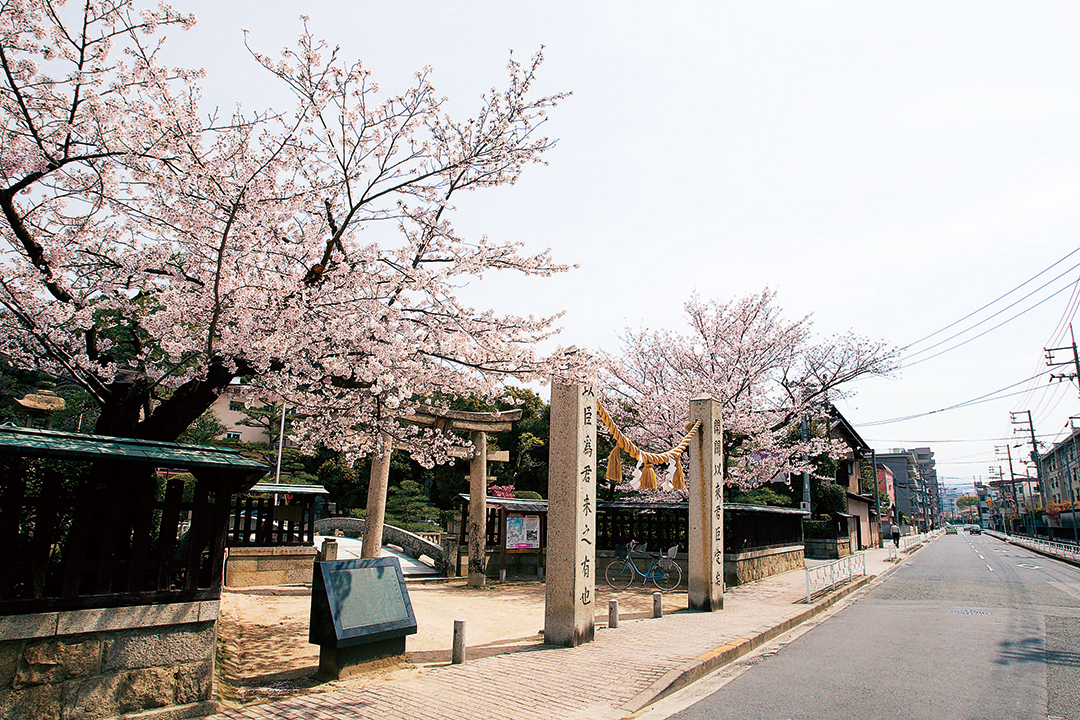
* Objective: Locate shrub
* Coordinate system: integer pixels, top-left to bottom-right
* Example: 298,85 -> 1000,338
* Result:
803,519 -> 837,539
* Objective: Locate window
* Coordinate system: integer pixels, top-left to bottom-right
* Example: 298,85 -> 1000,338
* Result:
225,431 -> 242,441
229,401 -> 245,412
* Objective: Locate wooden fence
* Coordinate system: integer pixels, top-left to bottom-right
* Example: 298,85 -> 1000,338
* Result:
227,496 -> 317,547
0,469 -> 229,614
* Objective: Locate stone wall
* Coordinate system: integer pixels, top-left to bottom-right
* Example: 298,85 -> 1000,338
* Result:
804,537 -> 852,560
314,518 -> 448,575
225,545 -> 318,587
0,601 -> 220,720
724,544 -> 805,586
444,547 -> 544,578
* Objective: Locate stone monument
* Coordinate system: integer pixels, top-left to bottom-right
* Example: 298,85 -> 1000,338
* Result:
544,381 -> 597,646
688,394 -> 724,611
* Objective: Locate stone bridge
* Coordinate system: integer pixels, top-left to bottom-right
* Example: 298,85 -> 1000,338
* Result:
314,517 -> 450,576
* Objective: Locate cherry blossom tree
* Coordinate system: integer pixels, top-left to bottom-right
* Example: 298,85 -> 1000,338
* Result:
0,2 -> 582,464
601,290 -> 897,491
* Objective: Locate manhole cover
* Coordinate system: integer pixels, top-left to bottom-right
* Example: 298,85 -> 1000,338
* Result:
950,608 -> 990,616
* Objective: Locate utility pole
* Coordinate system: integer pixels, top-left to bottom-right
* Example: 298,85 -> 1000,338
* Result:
1011,411 -> 1043,537
989,464 -> 1010,533
870,449 -> 882,547
1042,326 -> 1080,518
1045,324 -> 1080,391
800,413 -> 811,516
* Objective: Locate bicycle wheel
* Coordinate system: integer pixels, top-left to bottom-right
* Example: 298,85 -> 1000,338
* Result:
605,559 -> 635,591
651,558 -> 682,592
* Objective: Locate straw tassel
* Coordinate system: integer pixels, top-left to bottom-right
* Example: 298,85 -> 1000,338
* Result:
606,446 -> 622,482
671,460 -> 686,491
639,464 -> 658,490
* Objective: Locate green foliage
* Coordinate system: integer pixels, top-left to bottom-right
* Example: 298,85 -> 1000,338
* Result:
447,387 -> 551,497
813,482 -> 848,516
513,490 -> 542,500
803,519 -> 837,539
386,479 -> 441,527
318,459 -> 367,514
178,409 -> 227,446
728,483 -> 795,507
956,496 -> 978,510
156,472 -> 197,503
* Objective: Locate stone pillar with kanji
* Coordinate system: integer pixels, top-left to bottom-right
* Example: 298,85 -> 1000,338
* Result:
688,394 -> 724,611
544,381 -> 597,646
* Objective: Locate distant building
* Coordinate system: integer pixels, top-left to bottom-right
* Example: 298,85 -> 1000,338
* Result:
210,385 -> 284,445
1040,428 -> 1080,507
875,450 -> 921,527
826,405 -> 879,549
908,447 -> 941,525
875,462 -> 895,517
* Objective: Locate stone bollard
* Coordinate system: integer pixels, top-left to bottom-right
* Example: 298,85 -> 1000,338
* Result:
452,619 -> 467,664
653,591 -> 663,618
499,569 -> 506,582
609,599 -> 619,628
320,539 -> 338,562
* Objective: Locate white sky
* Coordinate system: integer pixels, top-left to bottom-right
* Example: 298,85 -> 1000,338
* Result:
167,1 -> 1080,492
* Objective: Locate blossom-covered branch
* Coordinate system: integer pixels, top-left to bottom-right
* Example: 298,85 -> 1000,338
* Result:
601,289 -> 898,491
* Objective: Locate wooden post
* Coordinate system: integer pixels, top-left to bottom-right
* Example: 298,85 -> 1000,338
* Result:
468,430 -> 488,586
544,381 -> 597,647
689,395 -> 724,611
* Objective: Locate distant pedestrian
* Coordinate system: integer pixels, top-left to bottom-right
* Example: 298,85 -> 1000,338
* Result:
891,523 -> 900,547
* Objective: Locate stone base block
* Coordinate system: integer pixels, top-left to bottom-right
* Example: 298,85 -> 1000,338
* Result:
317,637 -> 406,680
225,546 -> 317,587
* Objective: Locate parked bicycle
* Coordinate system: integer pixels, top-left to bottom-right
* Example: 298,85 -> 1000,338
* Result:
604,540 -> 682,592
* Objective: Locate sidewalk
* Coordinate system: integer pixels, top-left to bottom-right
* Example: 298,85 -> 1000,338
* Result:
209,543 -> 914,720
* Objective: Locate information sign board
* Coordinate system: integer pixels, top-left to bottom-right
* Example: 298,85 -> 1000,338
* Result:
309,557 -> 417,648
506,514 -> 541,550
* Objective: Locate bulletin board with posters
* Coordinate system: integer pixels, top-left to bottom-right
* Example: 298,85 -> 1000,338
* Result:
504,513 -> 542,552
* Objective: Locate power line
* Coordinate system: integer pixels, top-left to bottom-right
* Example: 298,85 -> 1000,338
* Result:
904,245 -> 1080,351
901,269 -> 1079,368
855,369 -> 1055,427
863,434 -> 1060,444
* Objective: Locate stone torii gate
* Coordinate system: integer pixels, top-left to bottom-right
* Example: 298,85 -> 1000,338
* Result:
360,406 -> 521,586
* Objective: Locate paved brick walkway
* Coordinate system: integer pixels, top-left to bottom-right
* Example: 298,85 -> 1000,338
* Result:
209,544 -> 912,720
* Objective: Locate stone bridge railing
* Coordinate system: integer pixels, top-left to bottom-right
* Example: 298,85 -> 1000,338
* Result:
314,517 -> 449,575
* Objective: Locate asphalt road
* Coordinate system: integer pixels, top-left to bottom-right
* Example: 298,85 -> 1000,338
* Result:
650,533 -> 1080,720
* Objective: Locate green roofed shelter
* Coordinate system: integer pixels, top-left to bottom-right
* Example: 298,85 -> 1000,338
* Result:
0,423 -> 268,478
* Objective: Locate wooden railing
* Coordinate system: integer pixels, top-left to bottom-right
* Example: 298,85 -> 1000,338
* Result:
227,496 -> 316,547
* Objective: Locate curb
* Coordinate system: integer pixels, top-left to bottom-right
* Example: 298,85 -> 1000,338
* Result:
620,574 -> 876,714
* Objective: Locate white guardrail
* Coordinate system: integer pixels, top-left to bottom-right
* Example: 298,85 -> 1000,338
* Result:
1004,534 -> 1080,564
899,531 -> 936,552
805,551 -> 866,603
